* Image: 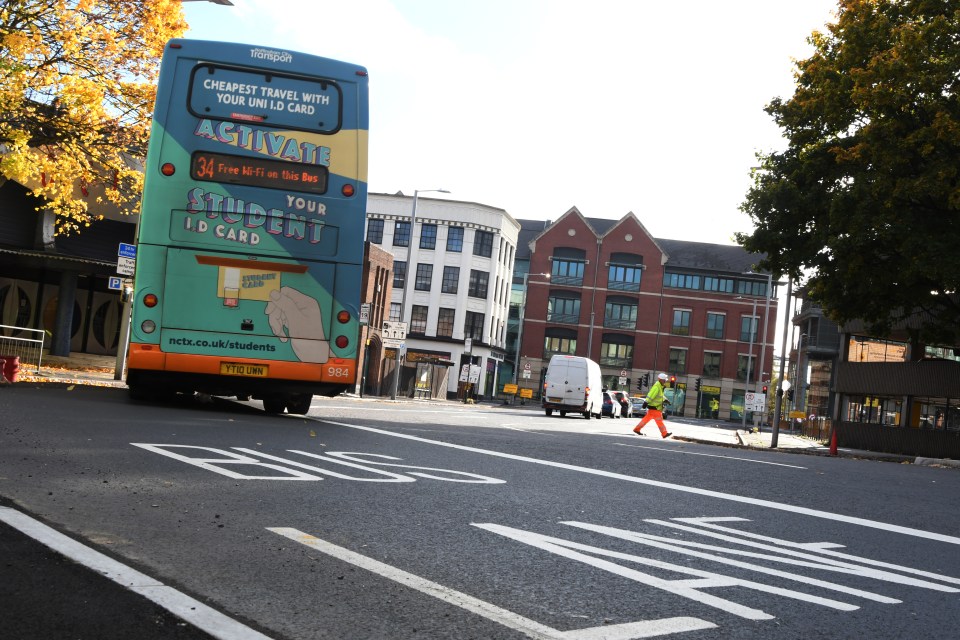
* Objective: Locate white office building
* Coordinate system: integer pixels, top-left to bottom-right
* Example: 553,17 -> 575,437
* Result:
365,192 -> 520,399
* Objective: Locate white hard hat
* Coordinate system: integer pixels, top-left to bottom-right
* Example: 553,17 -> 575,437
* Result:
657,373 -> 668,381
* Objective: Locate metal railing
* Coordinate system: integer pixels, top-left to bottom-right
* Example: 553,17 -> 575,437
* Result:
0,324 -> 45,373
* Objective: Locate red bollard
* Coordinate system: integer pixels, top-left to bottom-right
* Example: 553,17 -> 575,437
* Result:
0,355 -> 19,383
829,428 -> 838,456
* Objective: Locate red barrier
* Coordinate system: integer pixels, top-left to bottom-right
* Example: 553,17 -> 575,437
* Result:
0,355 -> 19,383
829,428 -> 838,456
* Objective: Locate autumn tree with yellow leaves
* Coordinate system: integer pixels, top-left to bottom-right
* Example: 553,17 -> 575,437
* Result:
0,0 -> 187,235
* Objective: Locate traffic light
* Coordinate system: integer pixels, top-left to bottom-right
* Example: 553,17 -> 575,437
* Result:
787,389 -> 794,401
669,375 -> 676,385
636,377 -> 643,391
695,377 -> 702,392
762,385 -> 768,394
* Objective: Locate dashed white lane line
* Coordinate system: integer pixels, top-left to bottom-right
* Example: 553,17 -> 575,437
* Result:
0,506 -> 273,640
269,527 -> 716,639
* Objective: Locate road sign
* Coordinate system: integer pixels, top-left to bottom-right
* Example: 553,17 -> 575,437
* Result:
523,362 -> 531,371
620,369 -> 628,377
108,276 -> 123,291
745,392 -> 766,412
118,243 -> 137,258
116,256 -> 135,276
382,321 -> 407,341
522,370 -> 531,379
359,303 -> 370,325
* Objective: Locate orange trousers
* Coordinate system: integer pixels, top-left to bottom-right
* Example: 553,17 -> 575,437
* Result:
635,408 -> 668,437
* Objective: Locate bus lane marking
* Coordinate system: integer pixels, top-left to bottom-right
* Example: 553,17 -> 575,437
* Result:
131,444 -> 505,483
471,517 -> 959,623
318,419 -> 960,546
268,527 -> 716,639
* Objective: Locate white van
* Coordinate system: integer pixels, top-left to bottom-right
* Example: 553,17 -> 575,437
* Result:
541,355 -> 602,419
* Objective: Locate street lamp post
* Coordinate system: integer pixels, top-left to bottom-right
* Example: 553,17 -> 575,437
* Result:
390,188 -> 449,401
513,272 -> 550,387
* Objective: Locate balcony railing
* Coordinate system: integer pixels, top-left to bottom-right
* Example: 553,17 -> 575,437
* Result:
551,275 -> 583,287
543,348 -> 577,361
607,280 -> 640,292
546,312 -> 579,325
600,356 -> 632,368
603,317 -> 636,330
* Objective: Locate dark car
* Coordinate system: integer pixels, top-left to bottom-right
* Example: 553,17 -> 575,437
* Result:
601,391 -> 620,418
611,390 -> 631,417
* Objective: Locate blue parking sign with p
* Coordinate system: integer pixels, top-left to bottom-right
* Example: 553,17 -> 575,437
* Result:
108,276 -> 123,290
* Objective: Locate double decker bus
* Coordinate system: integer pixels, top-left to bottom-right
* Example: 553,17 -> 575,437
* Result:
127,39 -> 368,414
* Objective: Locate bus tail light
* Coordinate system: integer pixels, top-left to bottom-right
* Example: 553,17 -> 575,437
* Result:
141,319 -> 157,334
337,310 -> 350,324
341,184 -> 354,197
161,163 -> 176,176
144,293 -> 159,308
335,335 -> 348,348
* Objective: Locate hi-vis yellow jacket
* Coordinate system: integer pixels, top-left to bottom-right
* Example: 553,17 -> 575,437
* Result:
645,381 -> 665,410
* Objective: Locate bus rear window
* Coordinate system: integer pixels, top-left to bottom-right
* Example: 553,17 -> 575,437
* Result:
188,63 -> 341,133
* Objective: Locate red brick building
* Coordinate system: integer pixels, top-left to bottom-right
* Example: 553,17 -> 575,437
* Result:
519,208 -> 777,420
356,241 -> 393,396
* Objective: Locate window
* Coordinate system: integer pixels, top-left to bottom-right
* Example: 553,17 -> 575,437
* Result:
393,260 -> 406,289
415,263 -> 433,291
668,348 -> 687,374
604,299 -> 637,329
468,269 -> 489,298
410,305 -> 428,333
664,272 -> 701,290
737,354 -> 756,382
547,295 -> 580,324
441,266 -> 459,294
600,339 -> 633,368
706,312 -> 725,339
740,315 -> 758,342
389,302 -> 401,322
419,223 -> 437,250
474,230 -> 494,257
608,264 -> 642,291
464,311 -> 484,341
671,309 -> 691,336
544,335 -> 577,356
703,351 -> 721,378
703,276 -> 734,293
551,259 -> 585,286
393,221 -> 411,247
447,226 -> 464,252
737,280 -> 768,297
436,308 -> 455,337
366,219 -> 383,244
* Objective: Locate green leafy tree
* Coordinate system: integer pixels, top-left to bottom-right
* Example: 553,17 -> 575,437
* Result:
0,0 -> 187,235
738,0 -> 960,345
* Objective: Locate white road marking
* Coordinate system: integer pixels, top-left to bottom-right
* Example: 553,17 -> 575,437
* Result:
0,506 -> 273,640
613,442 -> 807,468
319,419 -> 960,546
268,527 -> 716,639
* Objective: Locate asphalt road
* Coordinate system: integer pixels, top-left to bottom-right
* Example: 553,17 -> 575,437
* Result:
2,383 -> 959,640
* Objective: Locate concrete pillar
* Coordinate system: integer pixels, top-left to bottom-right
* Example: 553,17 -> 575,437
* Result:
51,270 -> 78,356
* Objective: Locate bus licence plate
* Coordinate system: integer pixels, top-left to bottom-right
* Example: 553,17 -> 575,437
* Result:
221,362 -> 269,377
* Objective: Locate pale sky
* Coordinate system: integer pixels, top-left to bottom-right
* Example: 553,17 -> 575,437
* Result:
182,0 -> 840,246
